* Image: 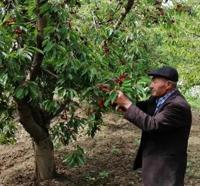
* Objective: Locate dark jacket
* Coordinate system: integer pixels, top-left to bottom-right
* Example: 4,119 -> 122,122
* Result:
124,90 -> 192,186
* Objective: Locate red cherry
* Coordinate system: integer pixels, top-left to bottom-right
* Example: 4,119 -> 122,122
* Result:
14,28 -> 23,35
98,84 -> 111,92
98,99 -> 104,108
114,73 -> 128,85
102,41 -> 110,55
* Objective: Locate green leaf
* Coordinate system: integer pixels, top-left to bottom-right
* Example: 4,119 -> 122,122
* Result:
15,87 -> 28,100
89,68 -> 97,82
0,73 -> 8,87
43,41 -> 55,53
104,92 -> 117,107
63,145 -> 86,167
28,83 -> 39,99
29,46 -> 44,55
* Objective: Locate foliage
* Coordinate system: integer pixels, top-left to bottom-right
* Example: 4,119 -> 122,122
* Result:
0,122 -> 16,144
186,97 -> 200,110
63,145 -> 86,167
0,114 -> 16,144
0,78 -> 16,144
0,0 -> 154,144
148,0 -> 200,88
51,116 -> 86,146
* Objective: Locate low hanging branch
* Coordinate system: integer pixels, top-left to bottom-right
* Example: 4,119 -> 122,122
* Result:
107,0 -> 135,41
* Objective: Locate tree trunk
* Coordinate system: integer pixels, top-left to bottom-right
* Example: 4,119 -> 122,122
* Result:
17,101 -> 56,181
15,0 -> 56,182
33,137 -> 56,181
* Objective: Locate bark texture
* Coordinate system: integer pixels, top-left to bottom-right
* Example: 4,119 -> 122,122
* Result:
34,137 -> 56,180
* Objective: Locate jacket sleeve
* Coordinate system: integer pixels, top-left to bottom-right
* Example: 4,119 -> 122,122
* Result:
124,103 -> 190,132
136,100 -> 148,113
136,96 -> 155,113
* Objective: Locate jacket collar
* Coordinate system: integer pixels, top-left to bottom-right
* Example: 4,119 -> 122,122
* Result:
153,89 -> 180,115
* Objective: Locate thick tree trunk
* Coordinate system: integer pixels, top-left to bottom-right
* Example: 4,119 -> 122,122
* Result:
33,137 -> 56,181
17,101 -> 56,181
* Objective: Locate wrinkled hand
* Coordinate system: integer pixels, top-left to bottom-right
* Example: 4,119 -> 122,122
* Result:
115,91 -> 132,111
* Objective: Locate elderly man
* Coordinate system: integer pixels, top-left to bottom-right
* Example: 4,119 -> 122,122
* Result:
115,66 -> 192,186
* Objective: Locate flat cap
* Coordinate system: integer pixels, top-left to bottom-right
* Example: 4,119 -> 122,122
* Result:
148,66 -> 178,82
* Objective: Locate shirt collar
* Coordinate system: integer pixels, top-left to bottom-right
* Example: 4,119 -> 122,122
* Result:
155,89 -> 177,109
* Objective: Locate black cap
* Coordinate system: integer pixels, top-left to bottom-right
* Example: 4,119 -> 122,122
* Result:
148,66 -> 178,82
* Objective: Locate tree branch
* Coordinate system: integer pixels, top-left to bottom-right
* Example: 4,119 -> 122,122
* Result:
27,0 -> 46,81
107,0 -> 135,41
114,0 -> 135,30
42,69 -> 58,79
49,99 -> 80,120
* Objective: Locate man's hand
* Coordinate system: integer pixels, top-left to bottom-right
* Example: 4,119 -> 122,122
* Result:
115,91 -> 132,111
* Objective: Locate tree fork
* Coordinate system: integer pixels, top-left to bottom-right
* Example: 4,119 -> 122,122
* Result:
17,101 -> 48,143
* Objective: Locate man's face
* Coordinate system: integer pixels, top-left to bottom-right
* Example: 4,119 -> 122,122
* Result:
149,77 -> 171,97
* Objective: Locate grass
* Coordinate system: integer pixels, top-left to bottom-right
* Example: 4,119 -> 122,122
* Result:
186,96 -> 200,110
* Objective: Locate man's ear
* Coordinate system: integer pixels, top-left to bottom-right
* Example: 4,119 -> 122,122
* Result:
166,81 -> 173,90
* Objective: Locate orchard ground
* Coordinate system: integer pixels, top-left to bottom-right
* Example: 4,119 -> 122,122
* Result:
0,110 -> 200,186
